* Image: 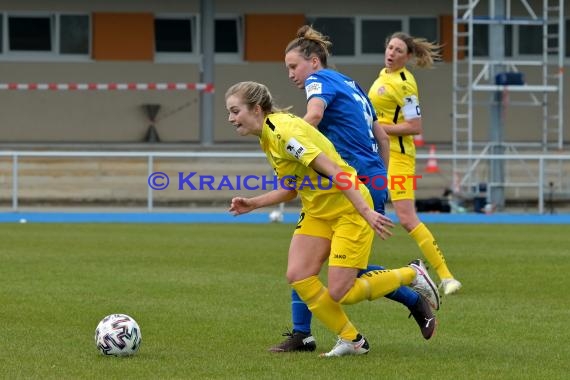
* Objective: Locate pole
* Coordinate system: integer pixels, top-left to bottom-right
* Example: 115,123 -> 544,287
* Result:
488,0 -> 506,209
199,0 -> 215,145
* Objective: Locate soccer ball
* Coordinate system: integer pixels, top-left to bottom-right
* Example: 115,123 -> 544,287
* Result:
94,314 -> 142,356
268,209 -> 283,223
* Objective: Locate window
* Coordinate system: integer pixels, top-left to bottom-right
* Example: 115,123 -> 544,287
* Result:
472,24 -> 512,57
9,15 -> 52,51
214,16 -> 242,62
306,17 -> 355,56
504,25 -> 513,57
155,17 -> 194,53
547,24 -> 559,55
306,15 -> 439,63
154,14 -> 242,62
0,12 -> 90,60
469,22 -> 567,58
518,25 -> 541,55
59,15 -> 89,54
410,17 -> 438,43
472,24 -> 488,57
362,19 -> 402,54
215,18 -> 238,53
519,24 -> 561,56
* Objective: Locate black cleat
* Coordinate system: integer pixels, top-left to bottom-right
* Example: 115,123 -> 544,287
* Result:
268,330 -> 317,352
408,294 -> 437,340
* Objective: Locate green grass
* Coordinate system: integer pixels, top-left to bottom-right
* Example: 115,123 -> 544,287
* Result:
1,223 -> 568,379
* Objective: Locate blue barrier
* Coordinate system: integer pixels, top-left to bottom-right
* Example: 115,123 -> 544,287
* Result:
1,211 -> 570,224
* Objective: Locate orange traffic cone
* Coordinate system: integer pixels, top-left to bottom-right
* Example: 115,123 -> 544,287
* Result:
425,144 -> 440,173
414,133 -> 425,147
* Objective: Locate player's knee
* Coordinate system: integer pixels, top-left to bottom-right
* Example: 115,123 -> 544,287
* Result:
399,214 -> 420,231
327,284 -> 349,302
285,270 -> 298,284
286,268 -> 309,284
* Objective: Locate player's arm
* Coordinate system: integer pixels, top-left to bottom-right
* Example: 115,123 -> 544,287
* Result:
381,94 -> 423,136
372,120 -> 390,168
382,117 -> 422,136
309,153 -> 394,239
303,97 -> 325,128
229,188 -> 297,216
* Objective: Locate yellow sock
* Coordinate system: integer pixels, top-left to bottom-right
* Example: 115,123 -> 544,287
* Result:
339,268 -> 415,305
292,276 -> 358,341
410,223 -> 453,280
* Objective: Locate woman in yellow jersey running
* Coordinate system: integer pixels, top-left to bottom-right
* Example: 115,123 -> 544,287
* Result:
225,81 -> 440,357
367,32 -> 462,295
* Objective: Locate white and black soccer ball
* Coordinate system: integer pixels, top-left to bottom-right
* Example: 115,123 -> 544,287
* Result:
268,209 -> 283,223
94,314 -> 142,356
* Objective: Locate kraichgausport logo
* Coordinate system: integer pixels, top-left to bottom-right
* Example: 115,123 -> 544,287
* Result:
147,172 -> 421,192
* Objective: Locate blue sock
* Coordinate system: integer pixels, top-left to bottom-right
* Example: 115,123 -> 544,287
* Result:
291,290 -> 312,334
359,265 -> 419,308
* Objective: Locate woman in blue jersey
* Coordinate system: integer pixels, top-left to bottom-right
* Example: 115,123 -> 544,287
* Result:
225,81 -> 439,357
268,25 -> 440,353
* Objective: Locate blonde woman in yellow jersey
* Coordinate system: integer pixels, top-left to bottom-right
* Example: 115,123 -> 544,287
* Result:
225,81 -> 440,357
368,32 -> 462,296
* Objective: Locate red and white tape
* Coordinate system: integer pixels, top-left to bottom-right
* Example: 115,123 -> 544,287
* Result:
0,82 -> 214,92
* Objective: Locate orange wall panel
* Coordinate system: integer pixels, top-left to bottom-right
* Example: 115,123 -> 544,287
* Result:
93,13 -> 154,61
440,14 -> 465,62
245,14 -> 306,62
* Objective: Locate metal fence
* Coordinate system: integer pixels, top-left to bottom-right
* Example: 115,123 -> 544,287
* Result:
0,150 -> 569,214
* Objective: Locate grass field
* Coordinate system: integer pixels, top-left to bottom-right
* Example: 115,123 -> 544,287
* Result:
1,222 -> 569,379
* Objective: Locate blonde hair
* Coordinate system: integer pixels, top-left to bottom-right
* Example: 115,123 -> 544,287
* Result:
285,25 -> 332,68
386,32 -> 442,69
225,81 -> 290,114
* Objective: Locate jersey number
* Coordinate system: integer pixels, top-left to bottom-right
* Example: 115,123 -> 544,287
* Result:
295,212 -> 305,229
352,93 -> 378,153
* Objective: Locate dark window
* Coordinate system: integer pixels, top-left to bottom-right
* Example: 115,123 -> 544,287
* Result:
307,17 -> 355,56
362,20 -> 402,54
410,17 -> 438,42
60,15 -> 89,54
472,24 -> 512,57
215,19 -> 238,53
546,23 -> 559,55
472,24 -> 488,56
155,18 -> 192,53
9,16 -> 52,51
519,25 -> 541,55
504,25 -> 512,57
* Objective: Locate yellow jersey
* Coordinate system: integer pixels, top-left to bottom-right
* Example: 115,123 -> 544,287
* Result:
260,112 -> 371,219
368,67 -> 421,158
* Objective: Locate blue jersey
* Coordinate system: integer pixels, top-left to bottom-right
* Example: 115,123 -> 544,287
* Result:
304,69 -> 388,213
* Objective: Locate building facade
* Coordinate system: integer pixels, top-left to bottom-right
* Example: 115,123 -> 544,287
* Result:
0,0 -> 567,145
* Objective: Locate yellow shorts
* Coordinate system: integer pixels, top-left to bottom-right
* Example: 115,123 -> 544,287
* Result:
388,153 -> 417,201
293,210 -> 374,270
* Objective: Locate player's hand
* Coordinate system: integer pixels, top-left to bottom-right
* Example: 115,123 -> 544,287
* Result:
229,197 -> 255,216
364,210 -> 394,239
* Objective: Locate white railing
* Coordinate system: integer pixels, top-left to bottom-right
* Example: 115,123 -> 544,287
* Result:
0,150 -> 569,214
